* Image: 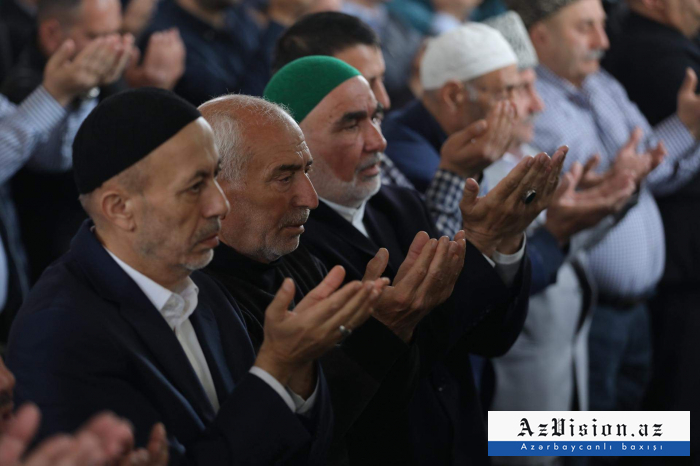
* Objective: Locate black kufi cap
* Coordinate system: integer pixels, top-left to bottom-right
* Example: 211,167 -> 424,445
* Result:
73,87 -> 202,194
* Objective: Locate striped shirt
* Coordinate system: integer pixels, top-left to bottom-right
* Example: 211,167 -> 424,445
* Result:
533,66 -> 700,297
0,86 -> 77,311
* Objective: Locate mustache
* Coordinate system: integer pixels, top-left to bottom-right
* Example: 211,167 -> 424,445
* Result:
585,49 -> 606,61
281,209 -> 310,228
357,153 -> 381,172
195,220 -> 221,242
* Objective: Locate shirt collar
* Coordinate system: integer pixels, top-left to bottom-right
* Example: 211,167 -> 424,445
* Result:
321,197 -> 368,233
536,65 -> 583,95
104,248 -> 199,330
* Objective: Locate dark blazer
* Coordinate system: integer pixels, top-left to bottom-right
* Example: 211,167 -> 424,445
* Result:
142,0 -> 284,105
301,185 -> 531,466
382,99 -> 443,193
6,221 -> 333,465
205,244 -> 419,465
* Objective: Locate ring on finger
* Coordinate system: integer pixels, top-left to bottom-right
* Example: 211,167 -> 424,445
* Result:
522,189 -> 537,205
338,325 -> 352,339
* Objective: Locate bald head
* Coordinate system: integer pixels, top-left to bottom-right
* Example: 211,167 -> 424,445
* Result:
198,94 -> 318,263
199,95 -> 298,185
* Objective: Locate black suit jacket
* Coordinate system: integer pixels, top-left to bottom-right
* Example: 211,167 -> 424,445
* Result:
301,185 -> 531,466
6,221 -> 333,465
205,244 -> 419,465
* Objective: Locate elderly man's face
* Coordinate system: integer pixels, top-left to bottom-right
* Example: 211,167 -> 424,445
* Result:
219,120 -> 319,263
300,77 -> 386,208
462,64 -> 520,124
512,68 -> 545,145
333,44 -> 391,110
131,119 -> 230,275
537,0 -> 609,86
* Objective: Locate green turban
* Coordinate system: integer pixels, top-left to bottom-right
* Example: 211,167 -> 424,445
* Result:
264,56 -> 362,123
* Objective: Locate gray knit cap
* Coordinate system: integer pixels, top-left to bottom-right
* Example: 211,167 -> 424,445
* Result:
484,12 -> 539,70
504,0 -> 581,29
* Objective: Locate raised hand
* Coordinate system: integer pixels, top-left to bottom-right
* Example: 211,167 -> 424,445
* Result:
255,267 -> 383,389
362,231 -> 467,342
544,161 -> 636,246
100,34 -> 135,86
124,29 -> 185,91
439,100 -> 516,179
677,67 -> 700,140
122,0 -> 161,37
43,37 -> 120,106
460,146 -> 568,257
0,405 -> 139,466
613,128 -> 665,186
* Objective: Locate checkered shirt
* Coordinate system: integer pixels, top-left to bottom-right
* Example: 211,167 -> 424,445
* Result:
533,66 -> 700,296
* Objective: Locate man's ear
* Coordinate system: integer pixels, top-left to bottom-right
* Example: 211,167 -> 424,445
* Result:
439,81 -> 466,113
530,21 -> 549,50
100,189 -> 137,232
37,19 -> 66,57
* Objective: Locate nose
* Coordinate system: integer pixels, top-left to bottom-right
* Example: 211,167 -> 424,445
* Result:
207,179 -> 231,220
295,171 -> 320,210
373,81 -> 391,111
365,119 -> 387,154
593,25 -> 609,51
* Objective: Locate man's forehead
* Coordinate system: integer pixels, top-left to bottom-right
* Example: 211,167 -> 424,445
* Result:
559,0 -> 606,22
251,123 -> 311,171
334,45 -> 385,78
149,119 -> 218,170
323,77 -> 377,118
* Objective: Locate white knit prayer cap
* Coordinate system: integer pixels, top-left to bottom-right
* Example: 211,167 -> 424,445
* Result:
420,22 -> 518,91
484,12 -> 539,70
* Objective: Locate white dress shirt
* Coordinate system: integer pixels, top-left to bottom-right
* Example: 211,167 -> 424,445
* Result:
105,248 -> 317,414
320,197 -> 525,288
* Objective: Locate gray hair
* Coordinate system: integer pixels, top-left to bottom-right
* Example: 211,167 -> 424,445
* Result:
199,94 -> 294,184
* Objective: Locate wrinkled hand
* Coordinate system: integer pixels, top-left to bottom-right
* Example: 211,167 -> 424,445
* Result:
677,68 -> 700,140
0,358 -> 15,434
256,267 -> 383,387
439,100 -> 516,179
544,161 -> 636,245
579,130 -> 664,191
122,0 -> 161,37
124,29 -> 185,90
613,128 -> 665,186
99,34 -> 135,86
460,146 -> 568,257
362,232 -> 466,342
43,36 -> 128,106
0,405 -> 138,466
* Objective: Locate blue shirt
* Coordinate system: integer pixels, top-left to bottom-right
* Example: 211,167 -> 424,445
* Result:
144,0 -> 285,105
533,66 -> 700,297
0,86 -> 68,312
